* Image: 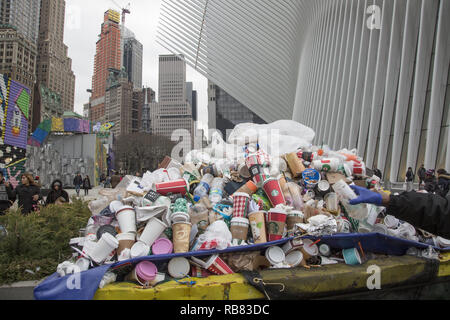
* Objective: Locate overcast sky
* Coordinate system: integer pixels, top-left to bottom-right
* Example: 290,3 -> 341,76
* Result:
64,0 -> 208,131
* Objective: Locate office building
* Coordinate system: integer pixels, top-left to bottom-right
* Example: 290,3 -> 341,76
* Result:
35,0 -> 75,114
208,81 -> 266,139
0,0 -> 41,44
122,27 -> 142,90
158,0 -> 450,181
89,9 -> 121,123
141,87 -> 155,133
151,54 -> 194,152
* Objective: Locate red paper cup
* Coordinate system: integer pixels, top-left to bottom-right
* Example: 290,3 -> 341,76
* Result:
245,154 -> 260,168
232,192 -> 250,218
204,255 -> 234,275
351,160 -> 365,176
155,179 -> 188,195
263,178 -> 286,207
267,208 -> 287,241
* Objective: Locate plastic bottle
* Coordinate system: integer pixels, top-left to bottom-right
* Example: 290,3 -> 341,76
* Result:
193,173 -> 214,199
209,177 -> 225,203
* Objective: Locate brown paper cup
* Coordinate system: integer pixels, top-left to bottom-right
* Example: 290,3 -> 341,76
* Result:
248,211 -> 267,244
172,222 -> 192,253
286,153 -> 305,178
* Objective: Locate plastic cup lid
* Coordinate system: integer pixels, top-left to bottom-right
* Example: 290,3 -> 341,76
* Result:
268,208 -> 287,214
130,241 -> 150,258
231,217 -> 249,225
152,238 -> 173,255
136,261 -> 157,281
302,239 -> 319,256
168,257 -> 190,278
318,180 -> 330,190
285,250 -> 303,267
265,246 -> 285,264
288,210 -> 304,217
233,192 -> 250,199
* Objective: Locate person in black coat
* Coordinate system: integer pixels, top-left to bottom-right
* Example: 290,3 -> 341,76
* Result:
11,173 -> 42,215
45,180 -> 69,206
350,185 -> 450,239
0,171 -> 14,215
82,175 -> 91,196
437,169 -> 450,197
73,173 -> 82,196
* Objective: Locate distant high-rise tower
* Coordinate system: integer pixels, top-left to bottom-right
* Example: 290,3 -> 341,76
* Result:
34,0 -> 75,129
208,80 -> 266,139
122,27 -> 143,90
141,87 -> 155,134
0,0 -> 41,44
151,54 -> 194,151
89,9 -> 121,123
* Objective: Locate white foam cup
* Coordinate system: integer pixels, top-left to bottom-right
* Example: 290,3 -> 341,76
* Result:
89,232 -> 119,264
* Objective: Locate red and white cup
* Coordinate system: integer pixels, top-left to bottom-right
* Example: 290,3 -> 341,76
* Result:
232,192 -> 250,218
266,208 -> 287,241
155,179 -> 188,195
204,255 -> 234,275
350,160 -> 366,177
312,159 -> 340,172
263,178 -> 286,207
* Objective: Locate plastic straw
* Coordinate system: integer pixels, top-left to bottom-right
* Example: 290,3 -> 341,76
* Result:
309,239 -> 321,247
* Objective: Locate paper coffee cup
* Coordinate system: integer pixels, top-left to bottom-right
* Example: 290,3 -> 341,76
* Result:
116,232 -> 136,256
232,192 -> 251,218
172,222 -> 192,253
266,208 -> 287,241
115,206 -> 137,234
248,211 -> 267,244
301,239 -> 319,260
286,211 -> 304,230
285,250 -> 305,267
265,246 -> 285,265
230,217 -> 249,241
263,179 -> 286,207
89,232 -> 119,264
128,261 -> 157,286
282,238 -> 304,254
285,152 -> 305,178
130,241 -> 150,258
139,218 -> 168,247
168,257 -> 191,279
204,255 -> 234,275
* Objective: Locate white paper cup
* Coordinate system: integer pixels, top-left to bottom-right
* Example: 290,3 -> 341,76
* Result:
265,246 -> 285,265
89,232 -> 119,264
109,200 -> 124,213
301,239 -> 319,260
130,241 -> 150,258
139,218 -> 168,247
116,206 -> 137,234
285,250 -> 304,267
168,257 -> 190,279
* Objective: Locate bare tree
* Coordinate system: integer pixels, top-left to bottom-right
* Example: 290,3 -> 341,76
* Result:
114,133 -> 176,173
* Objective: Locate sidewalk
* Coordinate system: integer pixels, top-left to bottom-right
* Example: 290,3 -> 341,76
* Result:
66,186 -> 104,202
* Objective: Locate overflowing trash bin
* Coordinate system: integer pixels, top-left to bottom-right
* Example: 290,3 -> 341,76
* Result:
44,120 -> 450,296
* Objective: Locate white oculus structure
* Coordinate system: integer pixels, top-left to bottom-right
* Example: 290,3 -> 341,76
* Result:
157,0 -> 450,182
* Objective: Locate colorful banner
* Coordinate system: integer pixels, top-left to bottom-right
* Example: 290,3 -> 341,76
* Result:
0,75 -> 30,149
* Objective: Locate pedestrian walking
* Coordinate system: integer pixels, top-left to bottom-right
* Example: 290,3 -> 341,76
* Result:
45,180 -> 69,206
83,175 -> 91,196
0,171 -> 14,215
11,173 -> 42,215
73,173 -> 82,197
406,167 -> 414,192
417,164 -> 426,189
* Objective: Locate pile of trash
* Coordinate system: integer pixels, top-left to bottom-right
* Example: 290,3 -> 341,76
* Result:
58,121 -> 450,289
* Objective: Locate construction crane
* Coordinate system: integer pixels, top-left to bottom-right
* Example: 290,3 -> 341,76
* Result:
110,0 -> 131,25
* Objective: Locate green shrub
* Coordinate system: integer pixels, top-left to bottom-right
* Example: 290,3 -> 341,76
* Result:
0,199 -> 91,285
